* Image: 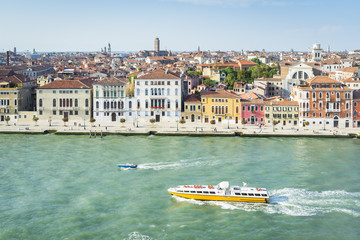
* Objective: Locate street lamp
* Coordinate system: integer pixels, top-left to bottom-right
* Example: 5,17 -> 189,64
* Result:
227,115 -> 230,129
48,116 -> 52,126
176,118 -> 179,131
83,118 -> 86,130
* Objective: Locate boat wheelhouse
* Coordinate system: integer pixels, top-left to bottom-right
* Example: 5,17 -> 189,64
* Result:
168,181 -> 269,203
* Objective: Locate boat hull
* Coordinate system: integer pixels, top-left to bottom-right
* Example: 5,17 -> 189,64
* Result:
169,190 -> 269,203
117,165 -> 137,168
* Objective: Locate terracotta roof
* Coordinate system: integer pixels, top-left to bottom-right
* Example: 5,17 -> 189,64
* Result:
239,92 -> 265,100
201,89 -> 239,98
137,69 -> 180,80
306,76 -> 339,84
38,80 -> 90,89
94,76 -> 128,85
0,74 -> 27,83
238,60 -> 258,66
342,77 -> 359,83
184,94 -> 201,102
337,67 -> 359,73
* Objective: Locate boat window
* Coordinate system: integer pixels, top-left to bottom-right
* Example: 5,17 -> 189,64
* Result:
248,193 -> 254,196
255,193 -> 260,196
184,191 -> 189,193
210,191 -> 216,194
241,193 -> 248,196
197,191 -> 202,193
235,193 -> 240,195
177,190 -> 183,192
191,191 -> 196,193
261,194 -> 267,196
203,191 -> 209,194
233,187 -> 240,190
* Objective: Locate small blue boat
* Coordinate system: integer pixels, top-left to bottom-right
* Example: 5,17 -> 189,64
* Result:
118,164 -> 137,169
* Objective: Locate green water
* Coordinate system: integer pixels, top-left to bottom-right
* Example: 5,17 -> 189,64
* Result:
0,135 -> 359,240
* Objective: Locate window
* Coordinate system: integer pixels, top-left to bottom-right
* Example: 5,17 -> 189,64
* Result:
129,101 -> 132,109
39,99 -> 43,107
96,101 -> 99,108
53,90 -> 56,94
85,99 -> 89,107
175,89 -> 178,96
53,110 -> 56,115
85,111 -> 89,115
39,110 -> 43,115
53,99 -> 56,107
145,89 -> 148,96
137,88 -> 140,96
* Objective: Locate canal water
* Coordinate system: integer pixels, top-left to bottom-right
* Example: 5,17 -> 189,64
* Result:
0,135 -> 359,239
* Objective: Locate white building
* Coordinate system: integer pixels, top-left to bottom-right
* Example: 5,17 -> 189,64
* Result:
93,77 -> 134,122
135,69 -> 182,122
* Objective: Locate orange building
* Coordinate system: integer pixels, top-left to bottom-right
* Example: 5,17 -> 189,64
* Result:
291,76 -> 353,128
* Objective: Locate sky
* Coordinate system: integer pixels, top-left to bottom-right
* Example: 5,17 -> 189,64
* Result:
0,0 -> 358,52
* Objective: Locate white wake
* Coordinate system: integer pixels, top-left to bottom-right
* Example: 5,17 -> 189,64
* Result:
172,188 -> 360,217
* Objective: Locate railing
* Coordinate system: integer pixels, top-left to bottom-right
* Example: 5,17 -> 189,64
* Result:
326,109 -> 341,113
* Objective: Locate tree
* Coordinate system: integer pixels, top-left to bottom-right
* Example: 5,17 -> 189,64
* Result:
62,117 -> 68,126
272,120 -> 279,132
150,118 -> 156,124
179,119 -> 186,124
203,78 -> 215,87
4,116 -> 10,126
241,119 -> 247,125
33,117 -> 39,126
120,118 -> 126,124
90,118 -> 96,127
251,57 -> 261,65
210,119 -> 216,125
304,121 -> 310,127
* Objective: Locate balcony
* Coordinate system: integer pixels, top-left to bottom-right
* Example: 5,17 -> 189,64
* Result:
300,108 -> 310,112
326,109 -> 341,113
59,107 -> 74,110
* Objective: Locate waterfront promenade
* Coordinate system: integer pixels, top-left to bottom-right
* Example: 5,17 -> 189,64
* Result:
1,120 -> 359,137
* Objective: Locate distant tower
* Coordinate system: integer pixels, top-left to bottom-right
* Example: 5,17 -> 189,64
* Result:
241,49 -> 244,55
104,46 -> 107,54
312,43 -> 323,62
327,45 -> 330,54
33,48 -> 36,54
14,47 -> 16,55
154,37 -> 160,53
262,49 -> 266,55
198,46 -> 200,52
6,51 -> 10,66
108,43 -> 111,55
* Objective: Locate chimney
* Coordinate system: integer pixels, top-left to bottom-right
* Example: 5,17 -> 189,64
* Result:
6,51 -> 10,66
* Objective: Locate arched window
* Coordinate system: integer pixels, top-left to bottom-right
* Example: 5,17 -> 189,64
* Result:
167,88 -> 170,95
104,102 -> 106,109
158,88 -> 161,95
118,101 -> 120,109
85,99 -> 89,107
319,92 -> 323,99
336,92 -> 340,99
167,99 -> 170,108
137,100 -> 140,108
66,99 -> 69,107
75,99 -> 78,107
151,88 -> 153,95
162,88 -> 165,96
145,100 -> 149,108
355,110 -> 358,117
136,88 -> 140,96
175,100 -> 178,108
129,101 -> 132,109
145,89 -> 148,96
53,99 -> 56,107
39,99 -> 43,107
304,72 -> 309,80
107,101 -> 109,109
96,101 -> 99,109
292,72 -> 298,79
175,89 -> 178,96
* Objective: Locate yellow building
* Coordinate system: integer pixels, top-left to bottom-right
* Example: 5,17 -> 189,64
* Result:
201,89 -> 241,124
264,100 -> 299,126
36,80 -> 92,124
182,94 -> 202,122
0,75 -> 35,122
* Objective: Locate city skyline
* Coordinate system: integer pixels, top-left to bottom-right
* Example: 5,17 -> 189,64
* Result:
0,0 -> 358,52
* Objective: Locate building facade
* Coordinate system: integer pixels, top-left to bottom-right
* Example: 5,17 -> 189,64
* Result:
264,100 -> 299,126
240,99 -> 264,125
291,76 -> 353,128
93,77 -> 133,122
36,80 -> 91,123
135,69 -> 183,122
201,90 -> 241,124
182,94 -> 202,123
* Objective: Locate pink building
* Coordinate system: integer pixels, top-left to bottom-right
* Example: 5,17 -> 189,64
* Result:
241,99 -> 265,125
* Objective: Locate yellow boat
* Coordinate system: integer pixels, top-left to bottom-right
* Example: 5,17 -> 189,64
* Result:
168,181 -> 269,203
